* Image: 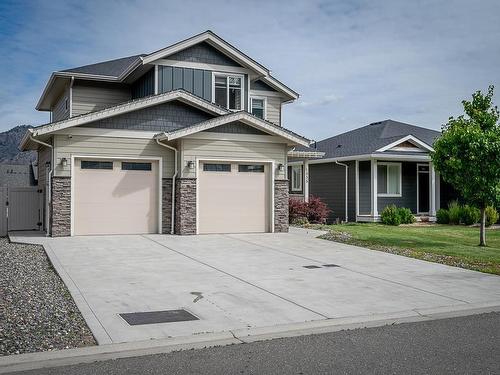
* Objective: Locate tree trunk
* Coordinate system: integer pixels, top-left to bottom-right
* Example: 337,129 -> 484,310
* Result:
479,207 -> 486,247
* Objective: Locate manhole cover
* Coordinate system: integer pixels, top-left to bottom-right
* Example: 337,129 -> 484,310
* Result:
303,265 -> 321,269
119,309 -> 199,326
323,264 -> 340,268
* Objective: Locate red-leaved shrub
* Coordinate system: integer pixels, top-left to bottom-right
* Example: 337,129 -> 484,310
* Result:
289,196 -> 330,224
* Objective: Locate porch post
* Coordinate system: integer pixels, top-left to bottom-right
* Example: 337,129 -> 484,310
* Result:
303,159 -> 309,203
371,159 -> 378,217
430,162 -> 436,216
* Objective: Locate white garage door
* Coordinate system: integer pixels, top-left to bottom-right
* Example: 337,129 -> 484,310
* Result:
198,161 -> 270,234
74,158 -> 159,235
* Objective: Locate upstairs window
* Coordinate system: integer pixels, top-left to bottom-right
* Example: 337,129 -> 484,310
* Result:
213,74 -> 243,110
251,97 -> 266,119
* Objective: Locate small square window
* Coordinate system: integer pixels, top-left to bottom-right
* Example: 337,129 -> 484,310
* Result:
81,161 -> 113,170
251,98 -> 265,119
239,164 -> 264,173
203,163 -> 231,172
122,162 -> 152,171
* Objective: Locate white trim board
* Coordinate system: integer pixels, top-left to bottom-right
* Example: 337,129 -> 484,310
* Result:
376,135 -> 434,153
69,155 -> 163,236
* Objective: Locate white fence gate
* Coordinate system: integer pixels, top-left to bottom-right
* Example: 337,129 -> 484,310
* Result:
0,187 -> 42,236
0,187 -> 7,236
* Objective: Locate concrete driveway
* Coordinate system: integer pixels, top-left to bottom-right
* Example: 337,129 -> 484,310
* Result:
11,228 -> 500,344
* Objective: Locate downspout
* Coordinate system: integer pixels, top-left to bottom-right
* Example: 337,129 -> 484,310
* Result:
69,76 -> 74,117
156,138 -> 178,234
335,161 -> 349,223
29,133 -> 53,237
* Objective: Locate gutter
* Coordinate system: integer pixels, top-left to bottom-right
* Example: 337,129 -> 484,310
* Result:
29,131 -> 53,237
156,138 -> 178,234
335,161 -> 349,223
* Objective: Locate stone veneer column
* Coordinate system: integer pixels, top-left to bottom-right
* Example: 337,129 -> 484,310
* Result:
51,176 -> 71,237
162,178 -> 173,234
274,179 -> 289,233
175,178 -> 197,235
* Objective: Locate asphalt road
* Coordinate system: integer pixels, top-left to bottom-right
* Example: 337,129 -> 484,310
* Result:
12,312 -> 500,375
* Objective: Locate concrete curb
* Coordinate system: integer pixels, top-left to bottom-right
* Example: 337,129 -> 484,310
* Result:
1,302 -> 499,374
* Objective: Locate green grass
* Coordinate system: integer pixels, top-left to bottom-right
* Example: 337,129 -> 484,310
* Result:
308,223 -> 500,275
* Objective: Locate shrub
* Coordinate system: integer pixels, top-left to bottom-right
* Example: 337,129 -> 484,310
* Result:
436,208 -> 450,224
306,196 -> 330,224
448,201 -> 462,224
380,205 -> 401,226
289,196 -> 330,225
485,206 -> 499,227
461,204 -> 481,225
289,198 -> 308,222
397,207 -> 416,224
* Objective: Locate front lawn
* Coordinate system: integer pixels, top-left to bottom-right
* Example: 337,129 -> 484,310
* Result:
309,223 -> 500,275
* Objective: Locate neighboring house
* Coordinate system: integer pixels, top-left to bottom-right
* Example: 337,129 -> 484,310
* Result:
0,164 -> 37,187
20,30 -> 313,237
289,120 -> 457,223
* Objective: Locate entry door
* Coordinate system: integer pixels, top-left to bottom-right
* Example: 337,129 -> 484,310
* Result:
198,161 -> 270,234
417,164 -> 430,213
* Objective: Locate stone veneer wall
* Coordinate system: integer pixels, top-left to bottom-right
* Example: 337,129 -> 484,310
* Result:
162,178 -> 173,234
51,176 -> 71,237
274,180 -> 289,233
175,178 -> 196,235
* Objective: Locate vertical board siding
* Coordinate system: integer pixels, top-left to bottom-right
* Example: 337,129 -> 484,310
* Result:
53,134 -> 174,178
52,86 -> 70,122
132,69 -> 155,98
72,83 -> 131,116
0,187 -> 6,236
158,65 -> 212,102
377,161 -> 418,213
7,187 -> 40,231
358,161 -> 371,215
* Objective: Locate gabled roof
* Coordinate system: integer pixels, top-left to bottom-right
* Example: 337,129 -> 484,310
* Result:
155,111 -> 310,147
37,30 -> 298,111
298,120 -> 441,160
22,90 -> 229,150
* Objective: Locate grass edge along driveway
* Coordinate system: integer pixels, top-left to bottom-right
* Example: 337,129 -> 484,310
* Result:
307,223 -> 500,275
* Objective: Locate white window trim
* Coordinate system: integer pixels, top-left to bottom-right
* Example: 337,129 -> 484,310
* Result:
212,72 -> 245,111
250,96 -> 267,120
377,162 -> 402,197
291,165 -> 302,192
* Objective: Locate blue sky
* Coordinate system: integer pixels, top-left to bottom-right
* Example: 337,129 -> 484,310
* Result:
0,0 -> 499,140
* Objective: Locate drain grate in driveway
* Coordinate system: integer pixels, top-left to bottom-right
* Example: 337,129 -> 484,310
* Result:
303,265 -> 321,269
119,309 -> 199,326
323,264 -> 340,268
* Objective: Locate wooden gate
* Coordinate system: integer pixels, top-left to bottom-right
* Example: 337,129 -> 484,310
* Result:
0,187 -> 6,236
7,187 -> 42,232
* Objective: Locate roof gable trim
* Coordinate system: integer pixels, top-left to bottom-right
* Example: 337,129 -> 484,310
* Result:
376,135 -> 434,153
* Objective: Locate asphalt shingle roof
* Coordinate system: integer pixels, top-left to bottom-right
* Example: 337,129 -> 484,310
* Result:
61,54 -> 145,77
301,119 -> 441,159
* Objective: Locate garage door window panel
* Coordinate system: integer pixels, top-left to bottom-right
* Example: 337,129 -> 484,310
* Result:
81,161 -> 113,170
122,162 -> 152,171
203,163 -> 231,172
239,164 -> 265,173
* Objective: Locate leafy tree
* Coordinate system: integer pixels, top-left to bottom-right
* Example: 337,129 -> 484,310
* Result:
432,86 -> 500,246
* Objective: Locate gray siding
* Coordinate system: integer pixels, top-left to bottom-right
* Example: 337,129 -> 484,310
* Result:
266,96 -> 281,125
132,68 -> 155,99
72,82 -> 131,116
52,87 -> 70,122
377,161 -> 418,213
158,66 -> 212,102
168,42 -> 241,67
358,161 -> 371,215
206,121 -> 269,135
309,162 -> 355,223
85,100 -> 213,132
251,80 -> 277,92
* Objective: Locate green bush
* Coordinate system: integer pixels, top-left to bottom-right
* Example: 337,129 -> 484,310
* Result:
448,201 -> 462,224
485,206 -> 499,227
436,208 -> 450,224
461,205 -> 481,225
397,207 -> 416,224
291,216 -> 309,226
380,205 -> 401,226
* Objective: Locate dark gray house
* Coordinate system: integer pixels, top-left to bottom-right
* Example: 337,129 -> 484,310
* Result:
289,120 -> 455,223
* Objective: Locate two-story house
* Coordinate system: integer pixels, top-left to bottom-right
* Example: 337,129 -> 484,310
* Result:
21,30 -> 314,236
